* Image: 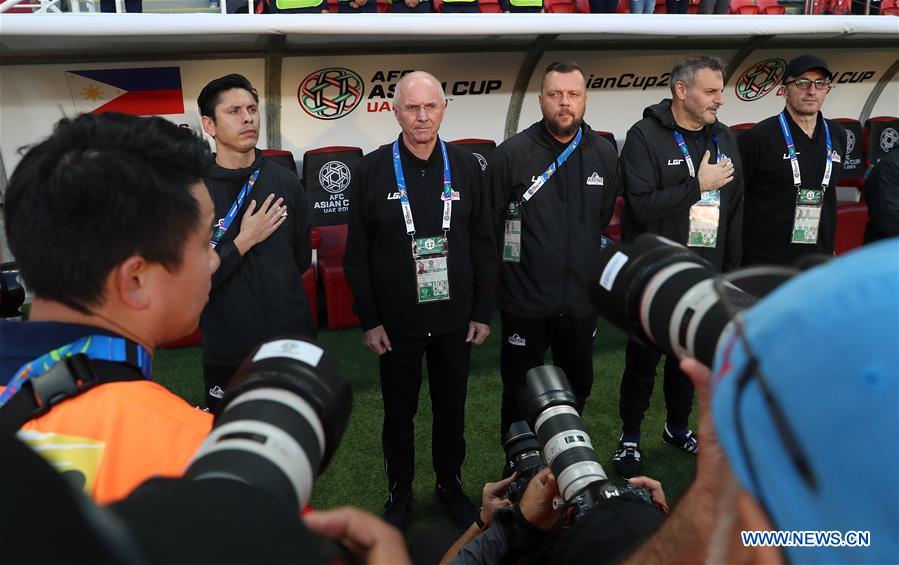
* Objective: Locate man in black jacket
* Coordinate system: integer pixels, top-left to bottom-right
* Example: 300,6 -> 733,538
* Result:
739,55 -> 847,265
198,74 -> 314,409
344,71 -> 497,531
613,55 -> 742,479
490,61 -> 621,439
864,148 -> 899,243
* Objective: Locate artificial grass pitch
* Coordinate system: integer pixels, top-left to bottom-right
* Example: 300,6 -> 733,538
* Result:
153,318 -> 697,537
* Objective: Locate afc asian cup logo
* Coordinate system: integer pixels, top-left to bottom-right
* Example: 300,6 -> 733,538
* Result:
845,130 -> 856,155
298,68 -> 364,121
735,58 -> 787,102
880,128 -> 898,153
319,161 -> 352,194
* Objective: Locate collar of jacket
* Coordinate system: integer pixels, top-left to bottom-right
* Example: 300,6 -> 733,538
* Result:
525,119 -> 594,151
208,148 -> 264,182
396,133 -> 443,168
644,99 -> 726,136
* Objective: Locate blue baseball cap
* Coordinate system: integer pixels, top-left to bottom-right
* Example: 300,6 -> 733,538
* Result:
711,239 -> 899,564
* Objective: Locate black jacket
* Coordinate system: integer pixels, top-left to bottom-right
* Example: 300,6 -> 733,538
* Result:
490,121 -> 621,319
200,150 -> 313,365
620,100 -> 743,272
739,111 -> 847,265
344,136 -> 496,336
863,148 -> 899,243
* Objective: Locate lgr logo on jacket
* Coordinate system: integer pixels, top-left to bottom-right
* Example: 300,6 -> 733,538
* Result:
387,192 -> 401,200
507,333 -> 526,346
783,152 -> 801,159
667,159 -> 684,166
586,172 -> 604,187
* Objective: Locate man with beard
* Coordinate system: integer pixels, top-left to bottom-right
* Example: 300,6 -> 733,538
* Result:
198,74 -> 314,410
739,55 -> 847,266
612,55 -> 742,479
489,61 -> 621,441
344,71 -> 496,531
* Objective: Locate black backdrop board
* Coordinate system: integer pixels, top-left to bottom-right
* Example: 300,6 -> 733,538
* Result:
303,147 -> 363,227
450,139 -> 496,174
836,119 -> 865,180
866,118 -> 899,166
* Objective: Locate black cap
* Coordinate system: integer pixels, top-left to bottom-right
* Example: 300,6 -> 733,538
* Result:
783,55 -> 832,83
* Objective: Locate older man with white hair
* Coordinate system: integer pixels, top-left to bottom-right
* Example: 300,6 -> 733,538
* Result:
344,71 -> 497,532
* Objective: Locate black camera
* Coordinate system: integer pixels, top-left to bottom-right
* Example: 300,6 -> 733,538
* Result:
519,366 -> 655,523
591,234 -> 800,366
501,420 -> 546,503
0,262 -> 26,319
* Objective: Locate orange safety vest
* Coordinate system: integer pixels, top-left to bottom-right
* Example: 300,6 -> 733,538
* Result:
6,380 -> 212,505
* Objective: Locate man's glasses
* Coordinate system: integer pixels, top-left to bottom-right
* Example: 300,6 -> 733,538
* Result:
400,103 -> 441,115
784,78 -> 832,91
712,275 -> 819,498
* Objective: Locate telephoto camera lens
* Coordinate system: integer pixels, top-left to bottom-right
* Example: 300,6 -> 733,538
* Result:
0,262 -> 25,318
184,337 -> 352,515
591,234 -> 760,366
519,366 -> 609,506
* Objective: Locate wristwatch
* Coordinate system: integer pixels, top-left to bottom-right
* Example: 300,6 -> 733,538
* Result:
475,507 -> 488,530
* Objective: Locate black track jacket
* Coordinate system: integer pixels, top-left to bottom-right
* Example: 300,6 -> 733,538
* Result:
343,136 -> 497,336
620,100 -> 743,272
201,150 -> 313,366
490,120 -> 621,319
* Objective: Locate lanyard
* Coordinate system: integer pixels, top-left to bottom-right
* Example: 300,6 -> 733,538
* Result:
0,335 -> 153,406
672,131 -> 721,179
392,139 -> 453,236
210,169 -> 260,248
778,112 -> 832,190
522,127 -> 583,202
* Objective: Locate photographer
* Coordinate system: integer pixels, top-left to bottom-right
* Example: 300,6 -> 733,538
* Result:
442,469 -> 668,564
0,113 -> 215,503
628,239 -> 898,563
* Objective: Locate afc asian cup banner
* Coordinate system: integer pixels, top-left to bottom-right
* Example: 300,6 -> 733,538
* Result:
0,60 -> 265,174
519,50 -> 898,150
280,53 -> 520,158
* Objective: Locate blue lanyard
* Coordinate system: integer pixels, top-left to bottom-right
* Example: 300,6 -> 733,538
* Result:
778,111 -> 833,190
522,127 -> 582,202
210,169 -> 261,248
672,131 -> 722,179
0,335 -> 153,406
392,139 -> 453,236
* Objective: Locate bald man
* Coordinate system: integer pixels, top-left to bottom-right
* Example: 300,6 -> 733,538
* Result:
344,72 -> 497,531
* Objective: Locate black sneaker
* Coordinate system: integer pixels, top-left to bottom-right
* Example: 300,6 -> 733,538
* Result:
612,439 -> 642,479
662,424 -> 699,454
382,492 -> 412,532
436,482 -> 477,529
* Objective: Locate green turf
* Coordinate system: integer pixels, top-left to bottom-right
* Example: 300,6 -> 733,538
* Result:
153,317 -> 697,537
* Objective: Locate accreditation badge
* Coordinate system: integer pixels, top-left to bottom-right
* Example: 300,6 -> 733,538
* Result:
687,190 -> 720,248
791,188 -> 824,245
412,235 -> 450,303
503,201 -> 522,263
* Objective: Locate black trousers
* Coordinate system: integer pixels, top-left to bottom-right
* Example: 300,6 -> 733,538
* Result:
202,363 -> 239,411
499,311 -> 598,437
380,326 -> 471,495
618,339 -> 694,436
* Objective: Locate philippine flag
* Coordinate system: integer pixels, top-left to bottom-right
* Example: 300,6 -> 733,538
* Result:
65,67 -> 184,116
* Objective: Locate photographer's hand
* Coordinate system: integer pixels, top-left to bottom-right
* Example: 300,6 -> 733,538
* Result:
519,467 -> 561,530
304,507 -> 411,565
481,473 -> 515,526
627,476 -> 669,514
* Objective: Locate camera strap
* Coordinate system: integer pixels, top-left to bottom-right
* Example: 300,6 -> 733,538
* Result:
210,168 -> 261,248
0,336 -> 152,434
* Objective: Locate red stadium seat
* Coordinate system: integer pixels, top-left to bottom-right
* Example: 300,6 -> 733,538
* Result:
377,0 -> 390,11
433,0 -> 444,10
315,225 -> 360,330
833,118 -> 865,191
546,0 -> 577,11
450,138 -> 496,172
480,1 -> 504,9
654,0 -> 666,12
864,116 -> 899,167
883,6 -> 899,14
734,4 -> 760,13
730,122 -> 755,140
835,202 -> 868,255
687,0 -> 699,13
160,328 -> 201,350
616,0 -> 629,12
260,149 -> 298,175
603,196 -> 626,243
574,0 -> 590,10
